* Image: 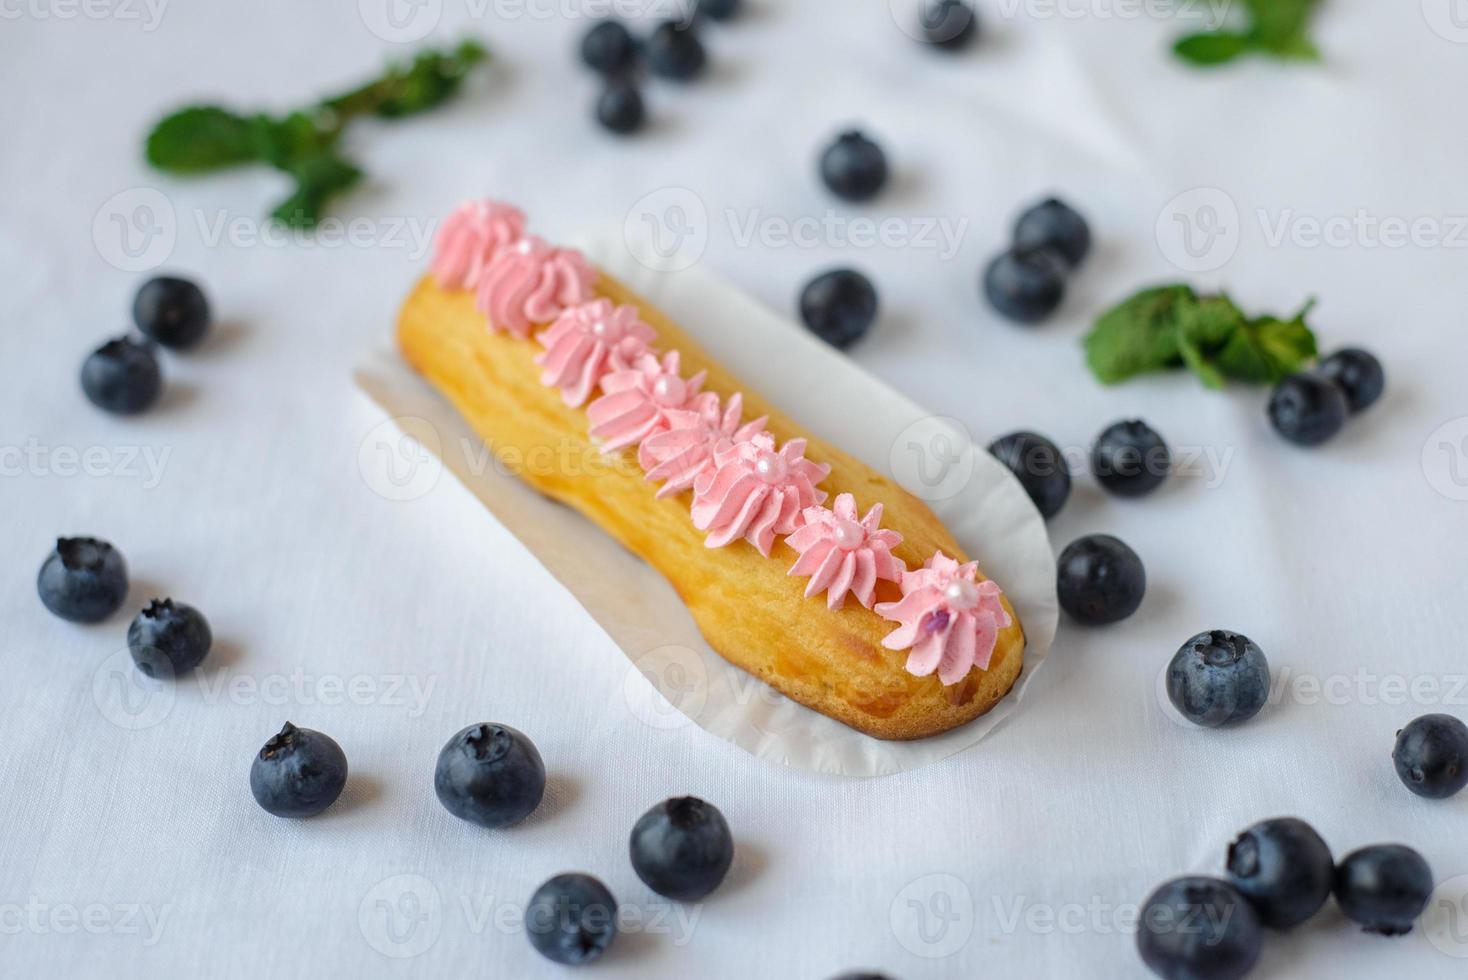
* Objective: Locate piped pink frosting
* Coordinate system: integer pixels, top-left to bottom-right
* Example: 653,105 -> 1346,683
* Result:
431,199 -> 526,290
786,493 -> 904,610
535,299 -> 657,407
637,393 -> 767,499
875,552 -> 1010,685
587,351 -> 712,453
475,236 -> 596,339
690,431 -> 831,556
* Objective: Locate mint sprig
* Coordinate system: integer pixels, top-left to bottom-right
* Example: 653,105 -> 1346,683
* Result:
1174,0 -> 1322,67
144,40 -> 487,229
1086,285 -> 1318,389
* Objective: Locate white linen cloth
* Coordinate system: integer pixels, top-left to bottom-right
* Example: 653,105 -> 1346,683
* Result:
3,2 -> 1467,977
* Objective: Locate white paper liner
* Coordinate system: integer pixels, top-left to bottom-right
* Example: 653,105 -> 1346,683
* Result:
353,229 -> 1058,777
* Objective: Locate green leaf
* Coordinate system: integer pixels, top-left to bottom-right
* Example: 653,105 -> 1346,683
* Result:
1084,285 -> 1194,385
254,111 -> 341,170
1215,299 -> 1318,383
1175,293 -> 1247,388
270,154 -> 364,229
1173,32 -> 1252,66
145,106 -> 263,173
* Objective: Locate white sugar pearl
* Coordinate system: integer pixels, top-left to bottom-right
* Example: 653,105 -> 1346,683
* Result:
833,519 -> 865,550
591,319 -> 609,337
514,239 -> 533,254
944,579 -> 979,611
652,374 -> 687,407
755,451 -> 788,484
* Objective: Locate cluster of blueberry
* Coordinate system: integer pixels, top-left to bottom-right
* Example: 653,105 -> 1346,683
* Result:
79,276 -> 211,415
249,720 -> 737,967
984,198 -> 1092,325
578,0 -> 739,135
37,537 -> 213,678
1139,817 -> 1437,980
1267,347 -> 1385,446
987,417 -> 1161,624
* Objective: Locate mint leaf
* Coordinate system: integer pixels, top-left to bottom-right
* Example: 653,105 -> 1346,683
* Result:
146,106 -> 263,173
1173,32 -> 1251,66
1088,288 -> 1318,388
1084,285 -> 1194,384
1215,300 -> 1318,383
271,154 -> 364,229
143,40 -> 487,230
1175,294 -> 1246,388
1175,0 -> 1322,67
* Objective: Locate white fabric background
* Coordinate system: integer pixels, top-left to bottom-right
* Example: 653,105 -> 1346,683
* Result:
3,2 -> 1468,978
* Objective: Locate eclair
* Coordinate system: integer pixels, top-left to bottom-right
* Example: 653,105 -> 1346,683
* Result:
396,200 -> 1025,740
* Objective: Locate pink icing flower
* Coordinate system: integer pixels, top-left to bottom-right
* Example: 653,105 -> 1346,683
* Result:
587,350 -> 712,453
786,493 -> 904,610
637,393 -> 767,499
430,200 -> 526,291
535,299 -> 657,407
690,431 -> 830,557
475,236 -> 596,339
875,552 -> 1010,686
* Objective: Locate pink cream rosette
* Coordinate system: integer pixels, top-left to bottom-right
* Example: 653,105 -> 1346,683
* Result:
587,351 -> 712,453
637,393 -> 767,499
475,236 -> 596,339
430,199 -> 527,290
785,493 -> 904,610
534,299 -> 657,407
874,552 -> 1011,686
689,431 -> 830,557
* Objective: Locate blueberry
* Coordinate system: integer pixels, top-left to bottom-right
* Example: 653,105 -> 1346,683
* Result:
629,796 -> 734,901
81,336 -> 161,415
1267,373 -> 1348,447
37,537 -> 128,623
919,0 -> 978,50
580,19 -> 638,76
127,599 -> 212,678
249,722 -> 348,818
819,130 -> 889,203
987,431 -> 1071,519
1137,876 -> 1262,980
1056,534 -> 1145,625
1166,630 -> 1271,728
647,19 -> 706,81
133,276 -> 210,349
1392,713 -> 1468,799
696,0 -> 742,21
983,248 -> 1067,324
1013,197 -> 1091,268
1226,817 -> 1334,929
799,268 -> 878,349
434,723 -> 545,829
595,82 -> 645,135
1334,844 -> 1433,936
1091,419 -> 1169,497
1317,347 -> 1384,413
526,873 -> 618,965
